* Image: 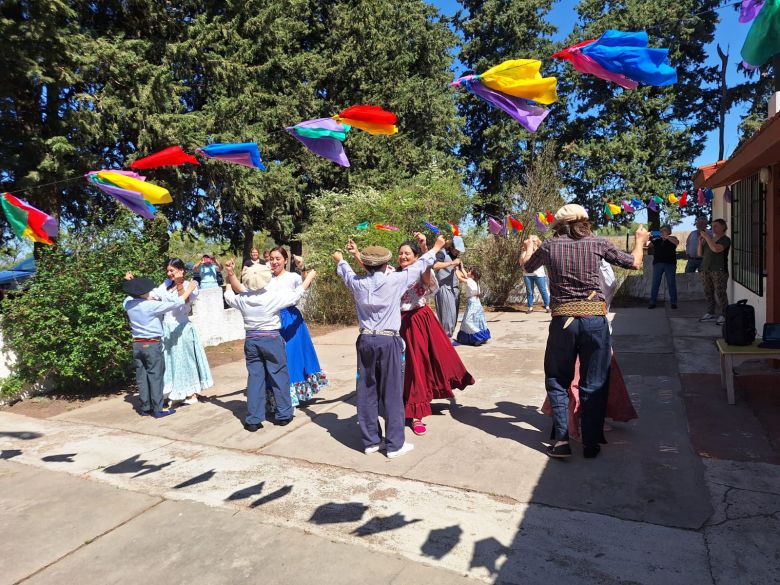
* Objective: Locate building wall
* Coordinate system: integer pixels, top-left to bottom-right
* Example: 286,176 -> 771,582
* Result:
190,287 -> 246,347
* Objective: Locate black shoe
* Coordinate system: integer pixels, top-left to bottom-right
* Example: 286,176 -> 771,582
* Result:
583,444 -> 601,459
243,422 -> 263,432
546,442 -> 572,458
138,409 -> 151,417
671,304 -> 678,309
648,304 -> 656,309
273,417 -> 293,427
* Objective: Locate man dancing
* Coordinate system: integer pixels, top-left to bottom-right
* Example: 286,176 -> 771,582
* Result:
520,204 -> 649,459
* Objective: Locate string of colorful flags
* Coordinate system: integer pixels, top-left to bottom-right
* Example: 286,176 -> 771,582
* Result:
4,3 -> 778,245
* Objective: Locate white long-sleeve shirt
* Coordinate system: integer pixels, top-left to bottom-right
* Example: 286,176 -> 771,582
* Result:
223,286 -> 305,331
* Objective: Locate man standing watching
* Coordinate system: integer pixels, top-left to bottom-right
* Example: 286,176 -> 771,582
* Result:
684,215 -> 710,273
520,204 -> 649,459
698,218 -> 731,326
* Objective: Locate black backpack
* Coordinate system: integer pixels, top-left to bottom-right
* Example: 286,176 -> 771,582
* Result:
723,299 -> 756,346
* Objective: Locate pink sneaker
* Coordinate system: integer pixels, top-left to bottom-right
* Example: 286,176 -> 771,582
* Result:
411,419 -> 427,435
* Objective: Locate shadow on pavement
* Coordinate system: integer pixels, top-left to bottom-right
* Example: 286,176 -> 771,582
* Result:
449,400 -> 548,454
174,469 -> 216,489
103,454 -> 175,478
249,484 -> 293,508
420,524 -> 463,560
309,502 -> 369,524
0,431 -> 42,440
42,453 -> 77,463
352,512 -> 421,536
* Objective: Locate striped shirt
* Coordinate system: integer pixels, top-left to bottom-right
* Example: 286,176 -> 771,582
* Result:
524,235 -> 636,305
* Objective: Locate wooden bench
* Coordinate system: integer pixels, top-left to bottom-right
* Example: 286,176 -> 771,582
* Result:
715,339 -> 780,404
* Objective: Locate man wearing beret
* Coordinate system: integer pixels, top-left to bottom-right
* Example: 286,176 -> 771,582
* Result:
520,204 -> 649,459
123,276 -> 197,417
334,235 -> 446,458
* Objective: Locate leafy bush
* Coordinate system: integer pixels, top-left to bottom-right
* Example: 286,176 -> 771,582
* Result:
465,233 -> 526,306
301,167 -> 470,324
1,212 -> 169,392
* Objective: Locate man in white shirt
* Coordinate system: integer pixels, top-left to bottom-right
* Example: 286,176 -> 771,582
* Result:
223,261 -> 316,431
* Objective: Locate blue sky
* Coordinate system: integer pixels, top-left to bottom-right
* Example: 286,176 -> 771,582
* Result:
431,0 -> 758,227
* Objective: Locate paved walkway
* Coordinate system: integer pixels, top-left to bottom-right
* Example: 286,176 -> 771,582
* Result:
2,303 -> 779,584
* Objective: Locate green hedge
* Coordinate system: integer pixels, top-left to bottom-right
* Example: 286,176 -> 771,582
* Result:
1,213 -> 169,392
301,167 -> 469,324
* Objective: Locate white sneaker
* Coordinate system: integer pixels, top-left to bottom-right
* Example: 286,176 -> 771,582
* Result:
716,316 -> 725,325
527,307 -> 534,314
364,441 -> 385,454
387,442 -> 415,459
699,313 -> 716,322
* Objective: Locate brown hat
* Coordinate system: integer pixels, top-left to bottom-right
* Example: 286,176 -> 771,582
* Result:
551,204 -> 589,228
360,246 -> 392,267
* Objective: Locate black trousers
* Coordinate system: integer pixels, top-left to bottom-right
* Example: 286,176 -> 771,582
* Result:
133,341 -> 165,413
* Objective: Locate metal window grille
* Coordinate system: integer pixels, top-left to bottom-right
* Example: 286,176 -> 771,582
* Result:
731,173 -> 765,296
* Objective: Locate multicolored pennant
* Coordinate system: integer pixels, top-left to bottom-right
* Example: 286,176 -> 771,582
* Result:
196,143 -> 266,170
130,146 -> 200,169
535,214 -> 548,232
286,118 -> 351,167
86,174 -> 157,219
507,215 -> 524,232
333,105 -> 398,135
447,221 -> 460,236
604,203 -> 614,219
374,224 -> 400,232
1,192 -> 58,244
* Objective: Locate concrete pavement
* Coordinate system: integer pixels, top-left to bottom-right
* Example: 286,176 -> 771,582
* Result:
2,303 -> 779,584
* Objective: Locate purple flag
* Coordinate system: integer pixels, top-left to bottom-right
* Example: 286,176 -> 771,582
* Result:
487,217 -> 503,235
286,132 -> 350,167
740,0 -> 765,22
648,200 -> 659,212
464,79 -> 550,132
724,186 -> 732,203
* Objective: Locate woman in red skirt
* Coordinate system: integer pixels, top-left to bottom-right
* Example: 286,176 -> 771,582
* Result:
398,233 -> 475,435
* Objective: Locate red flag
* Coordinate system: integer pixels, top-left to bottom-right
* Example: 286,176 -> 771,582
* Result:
447,221 -> 460,236
545,210 -> 554,223
336,105 -> 397,125
679,190 -> 687,207
130,146 -> 200,169
508,216 -> 524,232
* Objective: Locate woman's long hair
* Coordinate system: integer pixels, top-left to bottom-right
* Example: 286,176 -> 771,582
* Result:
553,219 -> 592,240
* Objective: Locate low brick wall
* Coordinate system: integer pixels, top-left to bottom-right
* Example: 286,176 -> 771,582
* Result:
619,256 -> 705,302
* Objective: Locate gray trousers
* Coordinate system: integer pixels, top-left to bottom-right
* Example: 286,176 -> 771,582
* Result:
133,341 -> 165,413
435,285 -> 459,337
356,334 -> 405,452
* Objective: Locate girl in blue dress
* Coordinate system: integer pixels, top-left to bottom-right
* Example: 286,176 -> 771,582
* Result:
455,266 -> 491,346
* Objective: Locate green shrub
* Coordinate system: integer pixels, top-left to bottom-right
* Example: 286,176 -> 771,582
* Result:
1,212 -> 169,392
300,167 -> 469,324
465,233 -> 526,306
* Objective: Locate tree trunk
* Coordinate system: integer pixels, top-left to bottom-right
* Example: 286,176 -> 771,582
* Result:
242,223 -> 254,262
717,44 -> 729,161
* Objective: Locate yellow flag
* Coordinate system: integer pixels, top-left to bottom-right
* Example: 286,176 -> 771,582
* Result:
479,59 -> 558,105
97,171 -> 172,205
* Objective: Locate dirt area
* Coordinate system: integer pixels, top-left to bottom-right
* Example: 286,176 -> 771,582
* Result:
0,322 -> 343,420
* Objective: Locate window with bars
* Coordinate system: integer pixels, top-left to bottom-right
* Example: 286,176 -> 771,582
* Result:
730,173 -> 765,296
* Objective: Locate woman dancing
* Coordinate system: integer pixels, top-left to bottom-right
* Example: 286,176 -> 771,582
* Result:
130,259 -> 214,407
266,246 -> 328,406
455,266 -> 491,346
397,234 -> 474,435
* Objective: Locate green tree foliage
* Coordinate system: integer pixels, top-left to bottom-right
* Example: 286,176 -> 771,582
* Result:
1,0 -> 462,253
300,166 -> 469,323
557,0 -> 722,226
1,212 -> 169,390
455,0 -> 559,220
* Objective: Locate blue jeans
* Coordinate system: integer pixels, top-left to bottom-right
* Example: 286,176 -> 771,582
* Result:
685,258 -> 702,273
544,316 -> 611,447
244,335 -> 293,424
524,275 -> 550,308
650,262 -> 677,305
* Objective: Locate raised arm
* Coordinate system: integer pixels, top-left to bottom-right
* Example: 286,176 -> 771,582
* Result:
700,231 -> 726,253
224,259 -> 246,293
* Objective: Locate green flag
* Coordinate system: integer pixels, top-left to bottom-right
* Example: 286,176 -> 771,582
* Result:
356,221 -> 369,230
742,0 -> 780,67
